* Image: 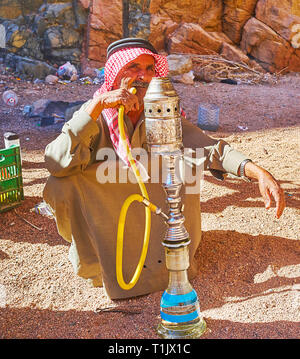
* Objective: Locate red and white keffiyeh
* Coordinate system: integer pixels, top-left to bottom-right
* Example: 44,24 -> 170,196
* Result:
93,47 -> 169,166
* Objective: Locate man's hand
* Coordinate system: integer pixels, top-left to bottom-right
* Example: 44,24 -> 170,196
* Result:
243,162 -> 286,219
86,77 -> 139,121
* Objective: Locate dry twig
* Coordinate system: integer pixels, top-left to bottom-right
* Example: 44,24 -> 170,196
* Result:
191,55 -> 279,85
14,209 -> 42,231
94,306 -> 142,316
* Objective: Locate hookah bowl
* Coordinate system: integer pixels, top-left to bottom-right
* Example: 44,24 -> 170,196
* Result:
144,77 -> 206,339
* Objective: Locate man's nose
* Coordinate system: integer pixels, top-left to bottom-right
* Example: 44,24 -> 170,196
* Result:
137,68 -> 146,80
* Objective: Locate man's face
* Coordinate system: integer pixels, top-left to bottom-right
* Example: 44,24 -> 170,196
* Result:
113,54 -> 156,106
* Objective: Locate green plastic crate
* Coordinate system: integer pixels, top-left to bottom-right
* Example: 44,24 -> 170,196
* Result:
0,145 -> 24,213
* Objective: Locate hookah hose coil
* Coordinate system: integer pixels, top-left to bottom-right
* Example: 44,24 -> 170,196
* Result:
116,88 -> 157,290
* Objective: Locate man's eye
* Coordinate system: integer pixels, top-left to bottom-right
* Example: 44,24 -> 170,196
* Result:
128,64 -> 138,69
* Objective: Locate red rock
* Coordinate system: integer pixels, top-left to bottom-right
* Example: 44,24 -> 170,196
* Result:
79,0 -> 90,9
210,32 -> 234,45
167,23 -> 223,55
91,0 -> 122,34
149,13 -> 178,51
87,0 -> 122,63
287,50 -> 300,72
240,17 -> 297,72
149,0 -> 222,32
223,0 -> 258,44
220,42 -> 250,64
88,29 -> 119,63
256,0 -> 300,42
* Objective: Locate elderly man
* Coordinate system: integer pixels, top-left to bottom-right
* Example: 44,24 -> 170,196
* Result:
43,38 -> 285,299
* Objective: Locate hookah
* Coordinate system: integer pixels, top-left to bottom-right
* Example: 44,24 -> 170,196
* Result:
116,77 -> 206,339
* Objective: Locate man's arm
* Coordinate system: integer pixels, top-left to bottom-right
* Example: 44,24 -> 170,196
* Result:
181,117 -> 285,219
181,116 -> 248,177
45,79 -> 139,177
45,101 -> 100,177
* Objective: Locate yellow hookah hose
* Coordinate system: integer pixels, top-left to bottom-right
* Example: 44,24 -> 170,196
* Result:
116,88 -> 154,290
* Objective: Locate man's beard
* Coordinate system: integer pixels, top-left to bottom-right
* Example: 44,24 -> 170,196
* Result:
131,80 -> 149,88
132,83 -> 149,107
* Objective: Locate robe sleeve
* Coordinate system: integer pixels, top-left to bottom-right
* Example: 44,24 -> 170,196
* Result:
181,116 -> 249,180
44,101 -> 100,177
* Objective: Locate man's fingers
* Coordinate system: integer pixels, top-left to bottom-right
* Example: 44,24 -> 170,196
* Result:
266,185 -> 285,219
259,182 -> 271,209
273,187 -> 285,219
259,177 -> 286,219
118,80 -> 139,112
119,88 -> 139,113
264,189 -> 272,209
120,77 -> 134,90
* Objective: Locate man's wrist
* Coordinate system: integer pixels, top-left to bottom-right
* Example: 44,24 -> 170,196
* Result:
242,161 -> 267,181
239,159 -> 252,178
85,97 -> 104,121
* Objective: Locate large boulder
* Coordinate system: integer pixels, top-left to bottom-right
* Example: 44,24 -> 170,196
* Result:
149,0 -> 223,52
37,2 -> 87,30
240,17 -> 300,72
167,54 -> 193,75
255,0 -> 300,42
220,42 -> 251,64
4,53 -> 56,79
2,20 -> 44,60
88,0 -> 123,64
149,13 -> 178,51
167,23 -> 223,55
223,0 -> 258,44
44,26 -> 81,49
42,25 -> 82,64
149,0 -> 223,32
0,0 -> 44,20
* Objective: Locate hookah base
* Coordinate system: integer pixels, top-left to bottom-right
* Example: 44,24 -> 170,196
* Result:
157,318 -> 207,339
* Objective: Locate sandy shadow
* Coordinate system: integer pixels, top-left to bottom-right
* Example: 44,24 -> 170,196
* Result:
193,230 -> 300,309
200,175 -> 300,213
21,160 -> 46,170
0,196 -> 66,247
0,306 -> 161,339
0,304 -> 298,339
202,318 -> 299,339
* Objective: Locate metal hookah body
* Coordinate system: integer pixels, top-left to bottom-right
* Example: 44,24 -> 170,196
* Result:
143,77 -> 206,339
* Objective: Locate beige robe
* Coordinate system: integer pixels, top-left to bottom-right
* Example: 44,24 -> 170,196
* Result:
43,101 -> 248,299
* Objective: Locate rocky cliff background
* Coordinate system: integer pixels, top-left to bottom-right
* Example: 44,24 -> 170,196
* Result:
0,0 -> 300,76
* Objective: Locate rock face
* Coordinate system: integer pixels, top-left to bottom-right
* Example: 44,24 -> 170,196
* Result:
222,0 -> 258,44
0,1 -> 87,71
255,0 -> 300,42
149,0 -> 223,51
167,23 -> 223,55
0,0 -> 300,74
148,0 -> 300,73
149,0 -> 223,32
87,0 -> 123,64
0,0 -> 44,20
241,17 -> 300,72
240,0 -> 300,72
